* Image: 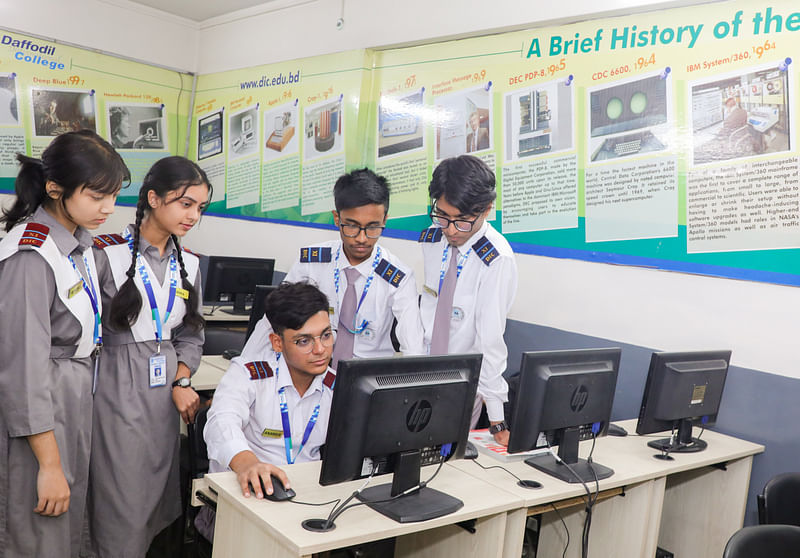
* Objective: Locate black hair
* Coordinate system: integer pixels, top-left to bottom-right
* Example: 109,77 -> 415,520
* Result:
333,168 -> 390,214
428,155 -> 496,216
1,129 -> 130,232
264,281 -> 330,336
109,156 -> 212,332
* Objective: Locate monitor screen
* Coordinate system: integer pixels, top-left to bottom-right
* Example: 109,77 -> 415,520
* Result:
138,118 -> 162,142
508,348 -> 621,483
636,350 -> 731,458
319,354 -> 481,524
203,256 -> 275,314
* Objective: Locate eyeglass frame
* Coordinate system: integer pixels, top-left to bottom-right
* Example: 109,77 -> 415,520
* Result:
429,203 -> 484,233
286,328 -> 337,354
337,222 -> 386,239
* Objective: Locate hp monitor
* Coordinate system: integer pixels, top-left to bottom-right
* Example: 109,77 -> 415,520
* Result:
319,354 -> 481,524
636,350 -> 731,458
508,348 -> 621,484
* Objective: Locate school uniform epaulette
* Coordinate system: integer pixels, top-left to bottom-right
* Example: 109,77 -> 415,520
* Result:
472,236 -> 500,266
93,233 -> 127,249
418,227 -> 443,243
182,246 -> 198,256
375,258 -> 405,288
245,361 -> 274,381
299,246 -> 332,263
323,370 -> 336,389
19,223 -> 49,248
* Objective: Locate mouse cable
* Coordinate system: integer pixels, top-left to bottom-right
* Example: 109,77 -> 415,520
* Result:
469,458 -> 526,484
549,503 -> 570,558
289,497 -> 341,507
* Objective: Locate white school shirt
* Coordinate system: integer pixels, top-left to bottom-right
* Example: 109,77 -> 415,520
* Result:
419,221 -> 518,422
241,240 -> 424,362
204,351 -> 335,472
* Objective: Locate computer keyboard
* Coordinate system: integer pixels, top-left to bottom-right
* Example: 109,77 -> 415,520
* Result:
613,138 -> 642,156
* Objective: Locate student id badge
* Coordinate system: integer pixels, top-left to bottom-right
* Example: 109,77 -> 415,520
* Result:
149,353 -> 167,388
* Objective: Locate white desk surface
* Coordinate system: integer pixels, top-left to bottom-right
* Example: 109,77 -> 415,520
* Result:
452,418 -> 764,507
205,460 -> 524,556
193,355 -> 230,391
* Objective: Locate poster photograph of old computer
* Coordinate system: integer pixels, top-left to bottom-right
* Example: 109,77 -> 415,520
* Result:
587,71 -> 672,164
377,89 -> 424,159
228,105 -> 259,161
304,96 -> 344,162
262,102 -> 298,162
31,88 -> 96,137
503,78 -> 574,164
434,85 -> 492,161
690,61 -> 793,166
107,103 -> 167,150
0,74 -> 19,126
197,109 -> 223,161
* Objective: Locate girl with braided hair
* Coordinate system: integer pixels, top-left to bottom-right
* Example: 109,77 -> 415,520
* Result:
0,130 -> 128,557
88,155 -> 211,558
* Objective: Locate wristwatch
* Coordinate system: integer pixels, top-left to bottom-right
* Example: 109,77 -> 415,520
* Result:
489,421 -> 508,435
171,377 -> 191,388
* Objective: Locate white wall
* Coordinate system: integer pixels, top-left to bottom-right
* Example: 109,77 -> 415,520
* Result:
197,0 -> 719,73
0,0 -> 198,72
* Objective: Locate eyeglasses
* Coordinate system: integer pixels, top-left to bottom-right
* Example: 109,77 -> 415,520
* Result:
339,223 -> 385,239
429,209 -> 482,233
290,330 -> 336,353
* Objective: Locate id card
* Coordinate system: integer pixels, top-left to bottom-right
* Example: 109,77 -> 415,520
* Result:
149,353 -> 167,387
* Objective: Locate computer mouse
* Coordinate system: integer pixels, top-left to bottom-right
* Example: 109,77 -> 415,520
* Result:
463,441 -> 479,460
249,475 -> 296,501
607,423 -> 628,437
222,348 -> 241,360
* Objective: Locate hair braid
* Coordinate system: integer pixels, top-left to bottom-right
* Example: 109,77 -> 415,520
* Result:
108,196 -> 147,330
171,234 -> 204,331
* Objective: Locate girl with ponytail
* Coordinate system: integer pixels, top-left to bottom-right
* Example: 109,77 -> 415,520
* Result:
88,155 -> 211,557
0,130 -> 129,557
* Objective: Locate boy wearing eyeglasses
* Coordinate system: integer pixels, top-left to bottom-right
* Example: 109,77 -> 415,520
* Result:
419,155 -> 518,446
197,282 -> 335,539
243,168 -> 424,367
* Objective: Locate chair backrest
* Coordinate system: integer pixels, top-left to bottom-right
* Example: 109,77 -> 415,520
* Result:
187,403 -> 211,480
723,525 -> 800,558
758,472 -> 800,526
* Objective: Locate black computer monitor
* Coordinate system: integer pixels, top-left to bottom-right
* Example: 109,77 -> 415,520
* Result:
635,350 -> 731,459
203,256 -> 275,314
245,284 -> 276,343
319,354 -> 481,524
507,348 -> 621,484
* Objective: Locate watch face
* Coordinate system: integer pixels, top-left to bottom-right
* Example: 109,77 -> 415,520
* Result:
175,377 -> 191,388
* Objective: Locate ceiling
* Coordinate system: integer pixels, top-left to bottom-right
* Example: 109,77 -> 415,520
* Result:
127,0 -> 279,22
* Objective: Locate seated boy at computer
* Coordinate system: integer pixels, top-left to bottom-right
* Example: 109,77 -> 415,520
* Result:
197,282 -> 335,540
241,168 -> 424,367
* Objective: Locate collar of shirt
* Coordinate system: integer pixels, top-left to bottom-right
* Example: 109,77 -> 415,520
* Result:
453,220 -> 489,255
338,241 -> 381,282
274,354 -> 326,400
32,205 -> 92,257
125,223 -> 178,262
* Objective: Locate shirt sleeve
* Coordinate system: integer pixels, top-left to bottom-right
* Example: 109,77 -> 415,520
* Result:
391,267 -> 425,355
203,360 -> 257,469
0,251 -> 57,437
474,254 -> 518,422
172,266 -> 204,372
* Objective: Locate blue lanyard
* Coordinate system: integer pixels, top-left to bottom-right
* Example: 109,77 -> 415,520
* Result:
333,246 -> 381,334
67,253 -> 102,348
124,232 -> 179,348
276,355 -> 321,464
438,245 -> 471,294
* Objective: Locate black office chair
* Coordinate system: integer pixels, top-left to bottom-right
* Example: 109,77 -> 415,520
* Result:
722,524 -> 800,558
184,403 -> 214,558
757,472 -> 800,526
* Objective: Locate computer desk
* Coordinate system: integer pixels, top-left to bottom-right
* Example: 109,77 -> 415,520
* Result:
452,419 -> 764,558
193,355 -> 229,391
203,305 -> 250,328
199,419 -> 762,558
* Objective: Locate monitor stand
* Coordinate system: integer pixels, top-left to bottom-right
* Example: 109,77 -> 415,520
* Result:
524,427 -> 614,484
356,450 -> 463,523
220,293 -> 250,315
648,419 -> 708,457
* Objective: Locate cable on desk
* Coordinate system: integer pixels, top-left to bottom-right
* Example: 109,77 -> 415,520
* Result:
469,458 -> 526,484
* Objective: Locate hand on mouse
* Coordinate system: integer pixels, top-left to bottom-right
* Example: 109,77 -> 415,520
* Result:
229,450 -> 291,498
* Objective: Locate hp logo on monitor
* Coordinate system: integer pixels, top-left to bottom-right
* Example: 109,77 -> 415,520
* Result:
406,400 -> 432,432
570,385 -> 589,412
